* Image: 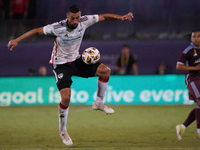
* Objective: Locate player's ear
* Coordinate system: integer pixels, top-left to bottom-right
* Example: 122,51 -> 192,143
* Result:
66,13 -> 69,18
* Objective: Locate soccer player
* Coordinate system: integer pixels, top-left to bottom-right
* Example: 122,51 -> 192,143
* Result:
176,30 -> 200,141
7,5 -> 133,146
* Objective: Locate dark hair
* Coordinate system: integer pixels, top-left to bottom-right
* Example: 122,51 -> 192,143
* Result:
68,5 -> 81,13
184,30 -> 200,41
191,29 -> 200,36
188,29 -> 200,40
192,29 -> 200,33
122,44 -> 130,49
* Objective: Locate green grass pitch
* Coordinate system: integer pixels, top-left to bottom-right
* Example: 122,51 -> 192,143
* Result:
0,105 -> 200,150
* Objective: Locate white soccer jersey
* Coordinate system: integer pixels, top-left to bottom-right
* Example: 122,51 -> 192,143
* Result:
43,15 -> 99,65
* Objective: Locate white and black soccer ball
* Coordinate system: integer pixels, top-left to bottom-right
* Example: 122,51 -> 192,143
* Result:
82,47 -> 100,65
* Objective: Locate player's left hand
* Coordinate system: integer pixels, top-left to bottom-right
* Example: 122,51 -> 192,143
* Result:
122,12 -> 134,21
7,40 -> 18,51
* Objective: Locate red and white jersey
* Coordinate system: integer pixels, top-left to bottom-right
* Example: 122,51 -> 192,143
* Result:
43,15 -> 99,65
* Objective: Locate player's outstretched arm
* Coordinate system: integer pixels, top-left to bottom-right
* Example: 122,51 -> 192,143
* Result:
98,12 -> 133,22
176,64 -> 200,71
7,27 -> 44,51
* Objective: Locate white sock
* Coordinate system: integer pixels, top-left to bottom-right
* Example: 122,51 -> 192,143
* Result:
197,128 -> 200,134
58,105 -> 69,134
181,124 -> 186,130
95,79 -> 108,106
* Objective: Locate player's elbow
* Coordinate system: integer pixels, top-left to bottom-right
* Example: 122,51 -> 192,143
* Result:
98,14 -> 105,22
33,27 -> 44,35
176,64 -> 182,70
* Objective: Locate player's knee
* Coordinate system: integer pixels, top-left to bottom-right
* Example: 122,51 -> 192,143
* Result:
96,64 -> 111,77
101,66 -> 111,78
60,91 -> 71,105
105,67 -> 111,75
61,94 -> 70,102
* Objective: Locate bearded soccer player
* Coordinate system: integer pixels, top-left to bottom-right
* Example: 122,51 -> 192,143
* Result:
7,5 -> 133,146
176,30 -> 200,141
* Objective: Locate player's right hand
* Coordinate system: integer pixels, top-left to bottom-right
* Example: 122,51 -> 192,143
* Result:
7,40 -> 18,51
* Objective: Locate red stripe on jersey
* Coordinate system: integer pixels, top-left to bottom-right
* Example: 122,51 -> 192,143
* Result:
49,37 -> 58,64
54,37 -> 58,56
98,77 -> 109,83
49,55 -> 54,64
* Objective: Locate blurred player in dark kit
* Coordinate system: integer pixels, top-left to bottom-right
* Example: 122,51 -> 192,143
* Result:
176,30 -> 200,140
7,4 -> 133,146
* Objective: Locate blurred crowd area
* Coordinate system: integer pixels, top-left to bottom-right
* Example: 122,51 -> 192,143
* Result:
1,0 -> 200,41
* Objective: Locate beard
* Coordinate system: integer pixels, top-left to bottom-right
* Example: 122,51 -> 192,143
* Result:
67,21 -> 78,29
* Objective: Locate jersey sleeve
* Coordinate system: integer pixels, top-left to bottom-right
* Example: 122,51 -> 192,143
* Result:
43,24 -> 55,35
81,15 -> 99,28
43,22 -> 61,36
177,52 -> 187,66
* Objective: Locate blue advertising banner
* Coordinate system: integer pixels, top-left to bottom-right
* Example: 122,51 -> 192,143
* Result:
0,75 -> 193,106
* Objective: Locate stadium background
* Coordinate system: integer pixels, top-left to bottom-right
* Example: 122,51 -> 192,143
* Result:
0,0 -> 199,105
1,0 -> 200,76
1,1 -> 200,149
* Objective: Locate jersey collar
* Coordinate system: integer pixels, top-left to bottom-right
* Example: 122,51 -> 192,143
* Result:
191,43 -> 198,49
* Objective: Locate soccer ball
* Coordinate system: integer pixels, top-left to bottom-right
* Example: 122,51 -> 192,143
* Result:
82,47 -> 100,65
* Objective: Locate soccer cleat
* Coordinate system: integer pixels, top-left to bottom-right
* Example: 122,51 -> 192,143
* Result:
176,124 -> 185,141
59,131 -> 73,146
92,102 -> 114,114
197,134 -> 200,139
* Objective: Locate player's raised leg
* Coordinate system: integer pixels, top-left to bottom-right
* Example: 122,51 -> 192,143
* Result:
92,63 -> 114,114
58,88 -> 73,146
